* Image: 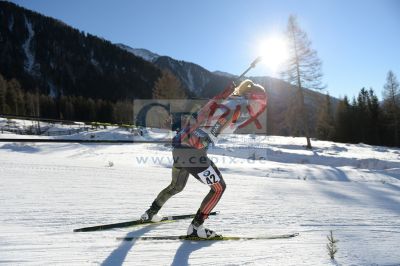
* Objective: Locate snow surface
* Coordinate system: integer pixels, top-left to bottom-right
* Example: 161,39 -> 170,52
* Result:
1,127 -> 400,265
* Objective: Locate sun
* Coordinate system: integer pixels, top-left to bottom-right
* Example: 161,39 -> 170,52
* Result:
258,36 -> 289,72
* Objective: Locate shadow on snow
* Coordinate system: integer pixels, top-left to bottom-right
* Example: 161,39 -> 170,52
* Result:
101,224 -> 162,266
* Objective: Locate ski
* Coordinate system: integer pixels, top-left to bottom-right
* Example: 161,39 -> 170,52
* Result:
73,211 -> 218,232
117,233 -> 299,241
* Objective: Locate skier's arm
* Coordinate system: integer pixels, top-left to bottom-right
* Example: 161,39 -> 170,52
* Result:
180,82 -> 236,133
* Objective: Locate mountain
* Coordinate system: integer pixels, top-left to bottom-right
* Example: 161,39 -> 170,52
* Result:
213,71 -> 236,78
153,56 -> 215,94
117,43 -> 232,96
0,1 -> 337,136
116,44 -> 160,63
0,1 -> 161,101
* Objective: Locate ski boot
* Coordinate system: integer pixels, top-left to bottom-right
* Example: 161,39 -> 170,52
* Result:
186,210 -> 220,239
140,202 -> 162,222
187,223 -> 219,239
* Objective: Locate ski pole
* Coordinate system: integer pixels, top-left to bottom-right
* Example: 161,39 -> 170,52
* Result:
237,56 -> 263,81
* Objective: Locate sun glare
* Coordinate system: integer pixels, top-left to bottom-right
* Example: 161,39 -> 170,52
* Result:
258,36 -> 289,72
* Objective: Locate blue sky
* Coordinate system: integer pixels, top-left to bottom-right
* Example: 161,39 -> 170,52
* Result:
10,0 -> 400,99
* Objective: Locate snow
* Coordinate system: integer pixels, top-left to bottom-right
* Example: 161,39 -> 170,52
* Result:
186,67 -> 195,92
116,44 -> 160,63
22,16 -> 35,74
48,80 -> 58,98
1,124 -> 400,265
90,58 -> 100,68
0,118 -> 173,141
8,15 -> 14,32
213,71 -> 236,78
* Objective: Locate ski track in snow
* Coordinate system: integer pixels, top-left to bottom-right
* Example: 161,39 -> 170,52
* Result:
0,135 -> 400,265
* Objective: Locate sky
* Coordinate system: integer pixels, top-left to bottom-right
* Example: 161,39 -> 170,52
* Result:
9,0 -> 400,99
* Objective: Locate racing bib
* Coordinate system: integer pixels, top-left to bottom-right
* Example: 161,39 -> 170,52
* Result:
197,165 -> 221,185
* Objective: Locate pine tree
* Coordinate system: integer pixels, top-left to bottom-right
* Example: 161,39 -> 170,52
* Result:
96,99 -> 114,123
24,92 -> 36,116
15,85 -> 25,116
366,88 -> 380,145
59,96 -> 75,120
34,87 -> 40,118
382,70 -> 400,146
0,73 -> 7,114
39,95 -> 56,119
284,88 -> 303,137
86,98 -> 96,122
334,96 -> 351,142
114,100 -> 133,124
327,230 -> 339,260
153,70 -> 186,99
316,93 -> 335,140
356,88 -> 369,143
6,78 -> 21,115
353,88 -> 381,145
282,15 -> 325,149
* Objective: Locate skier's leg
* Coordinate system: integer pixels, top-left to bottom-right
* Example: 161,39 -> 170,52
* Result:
141,166 -> 189,221
192,161 -> 226,226
154,166 -> 189,207
187,161 -> 226,238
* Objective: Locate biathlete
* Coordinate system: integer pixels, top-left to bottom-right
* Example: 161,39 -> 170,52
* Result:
141,79 -> 267,239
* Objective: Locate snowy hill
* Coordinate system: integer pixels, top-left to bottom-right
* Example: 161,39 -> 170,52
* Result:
116,44 -> 160,63
115,44 -> 235,82
1,124 -> 400,265
116,43 -> 219,95
154,56 -> 213,94
213,70 -> 237,78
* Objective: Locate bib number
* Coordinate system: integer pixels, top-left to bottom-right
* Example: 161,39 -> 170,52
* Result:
198,165 -> 220,185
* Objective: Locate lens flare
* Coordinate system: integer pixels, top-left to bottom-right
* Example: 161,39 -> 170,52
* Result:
258,36 -> 289,72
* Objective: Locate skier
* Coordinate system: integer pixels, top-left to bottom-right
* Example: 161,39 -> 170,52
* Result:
141,79 -> 267,238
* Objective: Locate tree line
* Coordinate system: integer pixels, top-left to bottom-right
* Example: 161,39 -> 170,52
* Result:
0,72 -> 133,124
0,69 -> 186,125
2,2 -> 399,147
282,15 -> 399,148
316,71 -> 400,147
2,69 -> 400,147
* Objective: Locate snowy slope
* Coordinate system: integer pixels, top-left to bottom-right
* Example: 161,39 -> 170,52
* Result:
116,44 -> 160,62
0,132 -> 400,265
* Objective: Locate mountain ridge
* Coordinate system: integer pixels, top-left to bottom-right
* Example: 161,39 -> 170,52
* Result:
0,0 -> 336,136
